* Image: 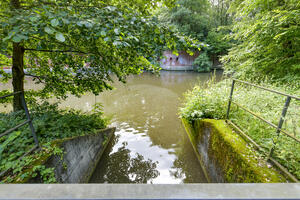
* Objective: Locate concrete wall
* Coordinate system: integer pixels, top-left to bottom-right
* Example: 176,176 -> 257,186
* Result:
2,184 -> 300,199
160,51 -> 200,71
45,127 -> 115,183
182,118 -> 287,183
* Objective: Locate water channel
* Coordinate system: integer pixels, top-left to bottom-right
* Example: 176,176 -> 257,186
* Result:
0,70 -> 222,183
88,71 -> 223,183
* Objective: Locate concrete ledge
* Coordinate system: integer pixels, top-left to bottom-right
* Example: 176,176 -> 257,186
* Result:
182,118 -> 287,183
0,184 -> 300,199
15,128 -> 116,183
46,127 -> 116,183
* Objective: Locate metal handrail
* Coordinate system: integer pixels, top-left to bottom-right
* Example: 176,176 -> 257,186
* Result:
231,101 -> 300,143
232,79 -> 300,101
0,91 -> 39,178
226,79 -> 300,182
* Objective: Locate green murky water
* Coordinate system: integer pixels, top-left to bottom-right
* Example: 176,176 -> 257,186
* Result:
89,71 -> 222,183
0,70 -> 222,183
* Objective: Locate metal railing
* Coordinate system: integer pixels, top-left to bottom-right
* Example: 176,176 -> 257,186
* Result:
226,79 -> 300,182
0,91 -> 39,177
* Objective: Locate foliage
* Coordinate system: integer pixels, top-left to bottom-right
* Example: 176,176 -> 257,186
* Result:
180,78 -> 300,180
156,0 -> 211,40
0,102 -> 108,183
180,76 -> 228,121
222,0 -> 300,86
156,0 -> 233,66
205,28 -> 232,56
0,0 -> 201,107
106,0 -> 177,14
208,0 -> 232,27
192,52 -> 212,72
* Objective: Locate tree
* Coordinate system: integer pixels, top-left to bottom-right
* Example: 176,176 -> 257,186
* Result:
156,0 -> 212,40
155,0 -> 233,69
209,0 -> 232,27
222,0 -> 300,85
0,0 -> 200,111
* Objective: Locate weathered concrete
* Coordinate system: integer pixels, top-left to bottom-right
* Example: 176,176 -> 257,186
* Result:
160,51 -> 200,71
45,127 -> 115,183
1,184 -> 300,199
161,65 -> 194,71
182,118 -> 287,183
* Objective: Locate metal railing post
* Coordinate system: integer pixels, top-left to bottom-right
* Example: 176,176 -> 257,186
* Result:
20,92 -> 39,147
224,79 -> 299,182
268,96 -> 291,158
226,79 -> 235,119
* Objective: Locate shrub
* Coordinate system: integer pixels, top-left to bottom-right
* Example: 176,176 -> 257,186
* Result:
193,52 -> 212,72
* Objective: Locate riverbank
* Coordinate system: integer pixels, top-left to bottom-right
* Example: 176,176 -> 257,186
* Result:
180,78 -> 300,181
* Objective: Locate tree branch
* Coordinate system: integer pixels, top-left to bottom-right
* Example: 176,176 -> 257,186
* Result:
24,73 -> 44,83
28,35 -> 88,54
24,48 -> 87,54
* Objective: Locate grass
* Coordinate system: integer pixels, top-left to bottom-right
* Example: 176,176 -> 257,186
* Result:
179,77 -> 300,180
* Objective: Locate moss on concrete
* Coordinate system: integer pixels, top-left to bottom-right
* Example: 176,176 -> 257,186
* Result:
8,128 -> 115,183
182,118 -> 287,183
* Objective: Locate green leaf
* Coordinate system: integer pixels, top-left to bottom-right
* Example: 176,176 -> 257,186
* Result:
3,36 -> 11,42
172,51 -> 179,56
0,131 -> 21,160
30,16 -> 38,22
100,31 -> 106,36
84,22 -> 92,28
114,28 -> 119,35
44,27 -> 55,34
55,33 -> 65,42
113,41 -> 122,46
12,35 -> 22,43
186,49 -> 194,56
51,19 -> 59,27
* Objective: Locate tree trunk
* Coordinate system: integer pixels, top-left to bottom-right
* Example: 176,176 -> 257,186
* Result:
10,0 -> 25,111
12,43 -> 25,111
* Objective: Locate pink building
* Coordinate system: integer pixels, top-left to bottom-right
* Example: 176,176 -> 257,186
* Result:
160,50 -> 200,70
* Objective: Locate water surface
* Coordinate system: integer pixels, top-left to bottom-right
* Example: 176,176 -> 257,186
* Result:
88,71 -> 222,183
0,70 -> 222,183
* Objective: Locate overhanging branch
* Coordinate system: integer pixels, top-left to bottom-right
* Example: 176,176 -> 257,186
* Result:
28,35 -> 86,53
24,48 -> 87,54
24,73 -> 44,83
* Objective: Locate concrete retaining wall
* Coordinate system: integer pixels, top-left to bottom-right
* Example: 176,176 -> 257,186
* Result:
160,51 -> 200,71
45,127 -> 115,183
182,118 -> 287,183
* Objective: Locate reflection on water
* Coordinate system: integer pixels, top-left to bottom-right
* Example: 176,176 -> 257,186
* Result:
0,70 -> 222,183
89,71 -> 222,183
91,135 -> 160,183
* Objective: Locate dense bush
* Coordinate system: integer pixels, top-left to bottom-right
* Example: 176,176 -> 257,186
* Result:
192,52 -> 212,72
205,29 -> 232,57
222,0 -> 300,87
0,102 -> 108,183
180,78 -> 300,180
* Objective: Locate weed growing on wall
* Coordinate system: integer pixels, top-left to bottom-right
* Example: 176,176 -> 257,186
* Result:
0,102 -> 108,183
180,78 -> 300,179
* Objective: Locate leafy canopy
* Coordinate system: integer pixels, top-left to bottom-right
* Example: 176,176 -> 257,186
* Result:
222,0 -> 300,86
0,0 -> 201,98
155,0 -> 233,70
156,0 -> 211,40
